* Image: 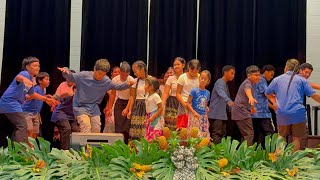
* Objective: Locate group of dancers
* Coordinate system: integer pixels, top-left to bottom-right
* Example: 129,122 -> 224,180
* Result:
1,56 -> 319,151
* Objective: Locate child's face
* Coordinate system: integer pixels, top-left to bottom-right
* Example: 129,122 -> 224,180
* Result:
39,76 -> 50,88
144,82 -> 152,93
188,68 -> 199,78
199,73 -> 210,88
165,69 -> 174,79
299,68 -> 312,79
132,65 -> 145,78
111,68 -> 120,79
173,60 -> 185,73
119,71 -> 129,81
225,69 -> 235,81
248,72 -> 260,84
93,70 -> 107,81
264,70 -> 275,81
26,62 -> 40,76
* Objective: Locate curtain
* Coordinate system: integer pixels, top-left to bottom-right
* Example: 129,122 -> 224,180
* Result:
81,0 -> 148,72
198,0 -> 306,95
149,0 -> 197,77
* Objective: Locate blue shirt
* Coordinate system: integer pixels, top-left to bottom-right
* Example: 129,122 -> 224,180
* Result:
252,76 -> 271,118
265,71 -> 315,125
208,78 -> 232,120
22,85 -> 45,113
62,71 -> 130,117
190,87 -> 210,115
0,71 -> 35,113
231,78 -> 253,120
51,96 -> 74,123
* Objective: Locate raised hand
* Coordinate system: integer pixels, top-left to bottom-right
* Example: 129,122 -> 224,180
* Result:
57,67 -> 70,74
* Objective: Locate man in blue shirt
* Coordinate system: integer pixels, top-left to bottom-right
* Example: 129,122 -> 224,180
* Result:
252,65 -> 275,146
58,59 -> 133,133
208,65 -> 235,144
266,59 -> 320,151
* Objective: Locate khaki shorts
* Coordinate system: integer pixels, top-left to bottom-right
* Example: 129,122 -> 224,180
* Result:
25,112 -> 41,133
278,122 -> 306,138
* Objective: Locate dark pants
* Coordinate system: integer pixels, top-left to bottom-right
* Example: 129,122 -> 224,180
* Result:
235,118 -> 254,146
4,112 -> 28,143
252,118 -> 274,147
209,119 -> 227,144
114,99 -> 130,144
56,120 -> 80,150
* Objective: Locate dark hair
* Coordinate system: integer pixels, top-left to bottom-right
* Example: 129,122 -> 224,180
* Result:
70,70 -> 76,73
173,57 -> 186,65
145,76 -> 161,96
111,66 -> 120,73
299,63 -> 313,71
187,59 -> 201,71
120,61 -> 131,73
21,57 -> 40,71
133,60 -> 148,75
261,65 -> 275,74
246,65 -> 260,76
94,59 -> 110,72
200,70 -> 211,86
36,72 -> 49,84
285,59 -> 300,94
222,65 -> 235,74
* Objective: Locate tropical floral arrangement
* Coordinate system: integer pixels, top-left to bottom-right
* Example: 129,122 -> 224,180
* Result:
1,127 -> 320,179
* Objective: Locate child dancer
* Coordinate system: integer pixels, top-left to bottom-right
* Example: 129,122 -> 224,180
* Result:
186,70 -> 211,137
144,77 -> 164,141
23,72 -> 51,139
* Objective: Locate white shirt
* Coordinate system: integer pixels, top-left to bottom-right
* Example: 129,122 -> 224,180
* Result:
177,73 -> 199,102
165,75 -> 178,97
131,78 -> 146,99
145,93 -> 162,113
112,75 -> 134,100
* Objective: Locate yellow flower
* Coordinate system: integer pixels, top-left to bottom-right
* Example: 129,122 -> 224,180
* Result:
218,158 -> 228,168
179,128 -> 188,140
221,172 -> 230,176
133,163 -> 152,172
86,144 -> 92,158
197,137 -> 210,149
136,170 -> 145,178
286,167 -> 298,177
33,167 -> 41,173
163,127 -> 171,139
158,136 -> 168,150
268,153 -> 277,162
190,127 -> 199,138
33,160 -> 46,173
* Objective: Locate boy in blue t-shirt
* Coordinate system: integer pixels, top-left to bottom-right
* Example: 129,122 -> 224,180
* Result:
0,57 -> 58,143
23,72 -> 51,139
186,70 -> 211,137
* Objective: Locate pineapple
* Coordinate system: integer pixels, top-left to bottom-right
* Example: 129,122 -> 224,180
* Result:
190,127 -> 199,138
163,127 -> 171,139
159,136 -> 168,150
180,128 -> 188,140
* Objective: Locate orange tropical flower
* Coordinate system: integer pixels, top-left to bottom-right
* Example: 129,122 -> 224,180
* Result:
218,158 -> 228,168
190,127 -> 199,138
159,136 -> 168,150
286,167 -> 298,177
180,128 -> 188,140
163,127 -> 171,139
33,160 -> 46,173
197,137 -> 210,149
268,153 -> 277,162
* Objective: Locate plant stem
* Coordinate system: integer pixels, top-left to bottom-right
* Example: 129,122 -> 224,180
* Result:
95,167 -> 101,180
